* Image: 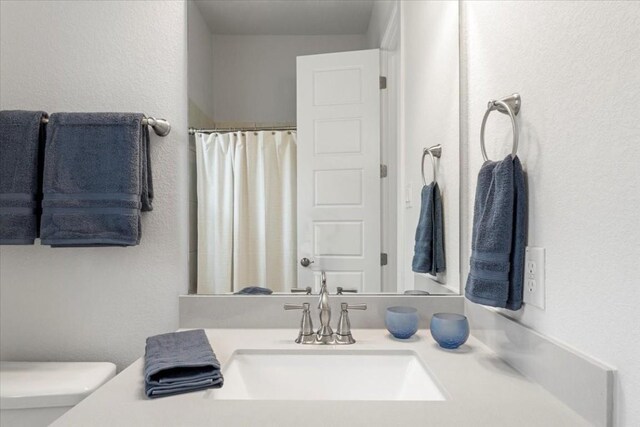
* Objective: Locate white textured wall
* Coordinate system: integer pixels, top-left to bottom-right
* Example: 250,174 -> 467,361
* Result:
0,1 -> 189,371
461,1 -> 640,425
211,34 -> 367,123
188,0 -> 215,120
366,0 -> 395,49
401,1 -> 460,293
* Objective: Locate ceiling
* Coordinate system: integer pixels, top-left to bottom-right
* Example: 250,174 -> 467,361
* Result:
193,0 -> 375,35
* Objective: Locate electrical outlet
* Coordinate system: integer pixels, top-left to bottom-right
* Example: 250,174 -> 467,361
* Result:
523,247 -> 545,309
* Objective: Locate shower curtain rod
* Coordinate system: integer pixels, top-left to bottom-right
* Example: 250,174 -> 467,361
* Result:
40,116 -> 171,137
188,125 -> 297,135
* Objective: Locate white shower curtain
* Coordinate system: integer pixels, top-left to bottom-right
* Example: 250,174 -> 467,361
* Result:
195,131 -> 297,294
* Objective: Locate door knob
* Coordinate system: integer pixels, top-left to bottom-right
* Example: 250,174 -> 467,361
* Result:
300,257 -> 314,267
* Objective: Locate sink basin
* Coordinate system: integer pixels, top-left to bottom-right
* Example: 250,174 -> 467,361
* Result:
211,349 -> 447,401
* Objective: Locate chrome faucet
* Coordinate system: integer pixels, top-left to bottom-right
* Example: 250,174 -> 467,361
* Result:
284,271 -> 366,345
316,271 -> 334,344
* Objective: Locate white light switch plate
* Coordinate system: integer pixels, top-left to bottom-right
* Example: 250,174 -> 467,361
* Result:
523,247 -> 545,309
405,183 -> 413,208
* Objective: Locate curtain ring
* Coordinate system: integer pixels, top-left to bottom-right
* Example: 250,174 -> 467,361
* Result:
480,99 -> 519,162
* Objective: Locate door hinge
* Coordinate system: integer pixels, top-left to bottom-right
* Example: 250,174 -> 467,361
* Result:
380,76 -> 387,90
380,164 -> 388,178
381,253 -> 388,266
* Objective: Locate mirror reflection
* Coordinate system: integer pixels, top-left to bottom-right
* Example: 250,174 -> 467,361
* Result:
188,1 -> 460,295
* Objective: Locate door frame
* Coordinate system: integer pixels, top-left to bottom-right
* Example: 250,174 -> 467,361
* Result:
379,2 -> 402,292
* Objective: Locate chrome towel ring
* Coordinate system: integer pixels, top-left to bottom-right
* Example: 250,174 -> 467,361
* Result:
421,144 -> 442,186
480,93 -> 521,162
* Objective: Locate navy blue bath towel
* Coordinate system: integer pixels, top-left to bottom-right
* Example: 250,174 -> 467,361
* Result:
40,113 -> 152,247
0,110 -> 48,244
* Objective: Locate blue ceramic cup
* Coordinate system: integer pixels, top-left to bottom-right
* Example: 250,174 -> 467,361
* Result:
430,313 -> 469,349
385,306 -> 419,339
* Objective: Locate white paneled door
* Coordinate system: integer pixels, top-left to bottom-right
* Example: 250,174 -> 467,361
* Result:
296,49 -> 381,293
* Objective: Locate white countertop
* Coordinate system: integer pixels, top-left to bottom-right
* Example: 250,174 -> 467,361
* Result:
52,329 -> 590,427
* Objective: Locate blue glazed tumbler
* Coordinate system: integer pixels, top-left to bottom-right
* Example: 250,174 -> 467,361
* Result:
430,313 -> 469,349
385,306 -> 419,339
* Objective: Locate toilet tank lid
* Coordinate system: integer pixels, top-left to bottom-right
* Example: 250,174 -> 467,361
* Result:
0,362 -> 116,410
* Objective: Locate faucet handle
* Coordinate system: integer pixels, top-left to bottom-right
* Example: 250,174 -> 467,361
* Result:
345,303 -> 367,310
336,287 -> 357,295
290,286 -> 312,295
284,302 -> 315,344
335,302 -> 367,344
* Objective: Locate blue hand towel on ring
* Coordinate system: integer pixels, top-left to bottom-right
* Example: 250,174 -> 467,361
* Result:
465,155 -> 527,310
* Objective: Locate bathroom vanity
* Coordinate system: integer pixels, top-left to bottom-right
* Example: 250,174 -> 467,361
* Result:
1,0 -> 631,425
51,328 -> 591,427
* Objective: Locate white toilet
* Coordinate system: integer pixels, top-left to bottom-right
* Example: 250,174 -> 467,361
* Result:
0,361 -> 116,427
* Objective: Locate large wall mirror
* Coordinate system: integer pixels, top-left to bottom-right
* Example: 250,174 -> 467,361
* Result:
187,1 -> 460,295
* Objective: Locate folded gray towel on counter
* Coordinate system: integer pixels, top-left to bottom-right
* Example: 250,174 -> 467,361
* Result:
412,182 -> 446,275
465,155 -> 527,310
0,110 -> 48,245
144,329 -> 223,398
40,113 -> 153,247
234,286 -> 273,295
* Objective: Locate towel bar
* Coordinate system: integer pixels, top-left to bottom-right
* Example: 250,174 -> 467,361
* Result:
480,93 -> 520,162
40,116 -> 171,137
